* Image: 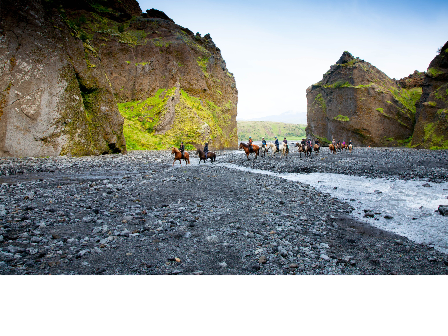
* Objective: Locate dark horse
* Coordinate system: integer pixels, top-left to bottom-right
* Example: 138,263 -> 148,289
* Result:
196,149 -> 216,163
239,142 -> 260,159
295,143 -> 312,158
171,147 -> 190,166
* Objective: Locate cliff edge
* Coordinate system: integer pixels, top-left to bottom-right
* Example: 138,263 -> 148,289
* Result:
411,41 -> 448,149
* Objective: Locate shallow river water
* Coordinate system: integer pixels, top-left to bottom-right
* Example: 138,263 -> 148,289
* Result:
220,163 -> 448,253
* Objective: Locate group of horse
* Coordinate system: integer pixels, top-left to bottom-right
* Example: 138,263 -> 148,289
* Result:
171,147 -> 216,165
328,142 -> 353,154
171,140 -> 354,164
239,142 -> 319,159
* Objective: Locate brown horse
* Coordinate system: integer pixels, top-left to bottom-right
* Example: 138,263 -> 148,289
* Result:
329,144 -> 336,154
295,143 -> 312,158
196,149 -> 216,163
171,147 -> 190,166
313,144 -> 320,154
239,142 -> 259,159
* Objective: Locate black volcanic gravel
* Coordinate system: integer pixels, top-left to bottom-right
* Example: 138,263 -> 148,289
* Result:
0,149 -> 447,275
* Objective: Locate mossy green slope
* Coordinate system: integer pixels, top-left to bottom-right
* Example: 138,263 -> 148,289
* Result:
237,121 -> 306,141
119,88 -> 235,150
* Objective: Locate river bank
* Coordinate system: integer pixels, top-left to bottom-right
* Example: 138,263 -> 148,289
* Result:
1,149 -> 447,274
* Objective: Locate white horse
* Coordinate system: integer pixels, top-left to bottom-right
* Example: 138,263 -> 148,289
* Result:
265,142 -> 277,157
279,143 -> 288,157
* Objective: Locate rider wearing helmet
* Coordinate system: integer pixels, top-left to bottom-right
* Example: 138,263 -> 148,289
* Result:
261,137 -> 266,148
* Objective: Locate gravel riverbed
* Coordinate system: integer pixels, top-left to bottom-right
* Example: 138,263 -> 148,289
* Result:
1,148 -> 447,275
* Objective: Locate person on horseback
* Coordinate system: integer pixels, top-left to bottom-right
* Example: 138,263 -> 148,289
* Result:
307,138 -> 312,148
203,142 -> 209,161
332,138 -> 336,146
315,138 -> 320,146
179,141 -> 185,159
261,137 -> 266,148
283,137 -> 288,152
248,137 -> 253,153
274,137 -> 279,152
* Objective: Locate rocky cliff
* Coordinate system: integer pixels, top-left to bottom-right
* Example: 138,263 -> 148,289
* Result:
306,52 -> 422,147
411,41 -> 448,149
0,0 -> 238,157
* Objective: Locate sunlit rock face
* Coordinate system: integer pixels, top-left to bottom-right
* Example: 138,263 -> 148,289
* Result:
306,51 -> 421,147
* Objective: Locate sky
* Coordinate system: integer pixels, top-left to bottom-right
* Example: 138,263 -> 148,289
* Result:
137,0 -> 448,120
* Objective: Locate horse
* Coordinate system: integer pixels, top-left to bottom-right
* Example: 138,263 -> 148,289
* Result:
295,143 -> 311,158
171,147 -> 190,166
348,144 -> 353,153
313,144 -> 320,154
239,142 -> 260,159
329,144 -> 336,154
196,149 -> 216,163
261,142 -> 277,157
265,142 -> 278,157
279,143 -> 289,157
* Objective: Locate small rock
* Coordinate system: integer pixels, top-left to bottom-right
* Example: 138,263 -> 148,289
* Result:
422,183 -> 431,188
384,215 -> 393,219
206,235 -> 219,243
218,261 -> 227,268
0,235 -> 3,242
320,254 -> 330,261
258,255 -> 267,264
438,205 -> 448,216
289,263 -> 299,269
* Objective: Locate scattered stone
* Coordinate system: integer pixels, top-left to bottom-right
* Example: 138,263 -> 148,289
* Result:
258,255 -> 267,264
438,205 -> 448,216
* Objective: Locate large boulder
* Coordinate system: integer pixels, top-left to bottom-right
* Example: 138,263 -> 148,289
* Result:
306,52 -> 421,147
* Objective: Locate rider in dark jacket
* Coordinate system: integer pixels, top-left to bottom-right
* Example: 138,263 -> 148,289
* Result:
248,137 -> 253,152
179,142 -> 185,158
283,137 -> 288,152
261,137 -> 266,147
203,142 -> 209,160
274,137 -> 279,152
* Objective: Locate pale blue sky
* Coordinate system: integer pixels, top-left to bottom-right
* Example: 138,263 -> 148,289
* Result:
137,0 -> 448,120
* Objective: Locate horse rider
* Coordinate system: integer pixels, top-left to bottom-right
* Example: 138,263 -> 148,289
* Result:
179,141 -> 185,158
315,138 -> 320,146
307,138 -> 312,148
300,138 -> 306,150
261,137 -> 266,149
283,137 -> 288,151
203,142 -> 209,160
332,138 -> 336,146
248,136 -> 253,152
349,139 -> 352,146
274,136 -> 279,152
337,140 -> 341,149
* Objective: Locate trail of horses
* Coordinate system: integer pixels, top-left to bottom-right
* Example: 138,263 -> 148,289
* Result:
0,149 -> 447,274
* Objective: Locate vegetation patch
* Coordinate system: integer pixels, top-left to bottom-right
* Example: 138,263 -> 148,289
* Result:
427,67 -> 444,78
314,93 -> 327,115
333,115 -> 349,122
197,56 -> 209,76
325,80 -> 352,88
118,88 -> 235,150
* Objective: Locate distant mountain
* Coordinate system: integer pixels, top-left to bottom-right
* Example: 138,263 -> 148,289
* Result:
237,121 -> 306,141
238,111 -> 307,124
